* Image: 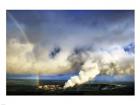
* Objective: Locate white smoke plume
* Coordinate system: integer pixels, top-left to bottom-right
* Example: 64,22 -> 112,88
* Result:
63,46 -> 134,88
64,60 -> 100,89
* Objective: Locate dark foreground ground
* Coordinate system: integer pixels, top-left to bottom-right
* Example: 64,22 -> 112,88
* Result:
7,79 -> 134,95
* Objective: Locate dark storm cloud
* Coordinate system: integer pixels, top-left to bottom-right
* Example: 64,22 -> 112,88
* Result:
49,47 -> 61,58
7,10 -> 134,49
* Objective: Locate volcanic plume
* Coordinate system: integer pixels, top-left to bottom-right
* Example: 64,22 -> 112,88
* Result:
64,60 -> 100,88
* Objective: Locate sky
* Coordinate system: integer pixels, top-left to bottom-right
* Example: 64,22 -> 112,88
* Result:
6,10 -> 134,81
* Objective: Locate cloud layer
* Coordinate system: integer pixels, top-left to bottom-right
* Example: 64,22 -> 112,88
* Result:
7,10 -> 134,76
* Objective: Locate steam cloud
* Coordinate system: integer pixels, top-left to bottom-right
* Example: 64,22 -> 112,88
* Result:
64,60 -> 100,88
63,46 -> 134,88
